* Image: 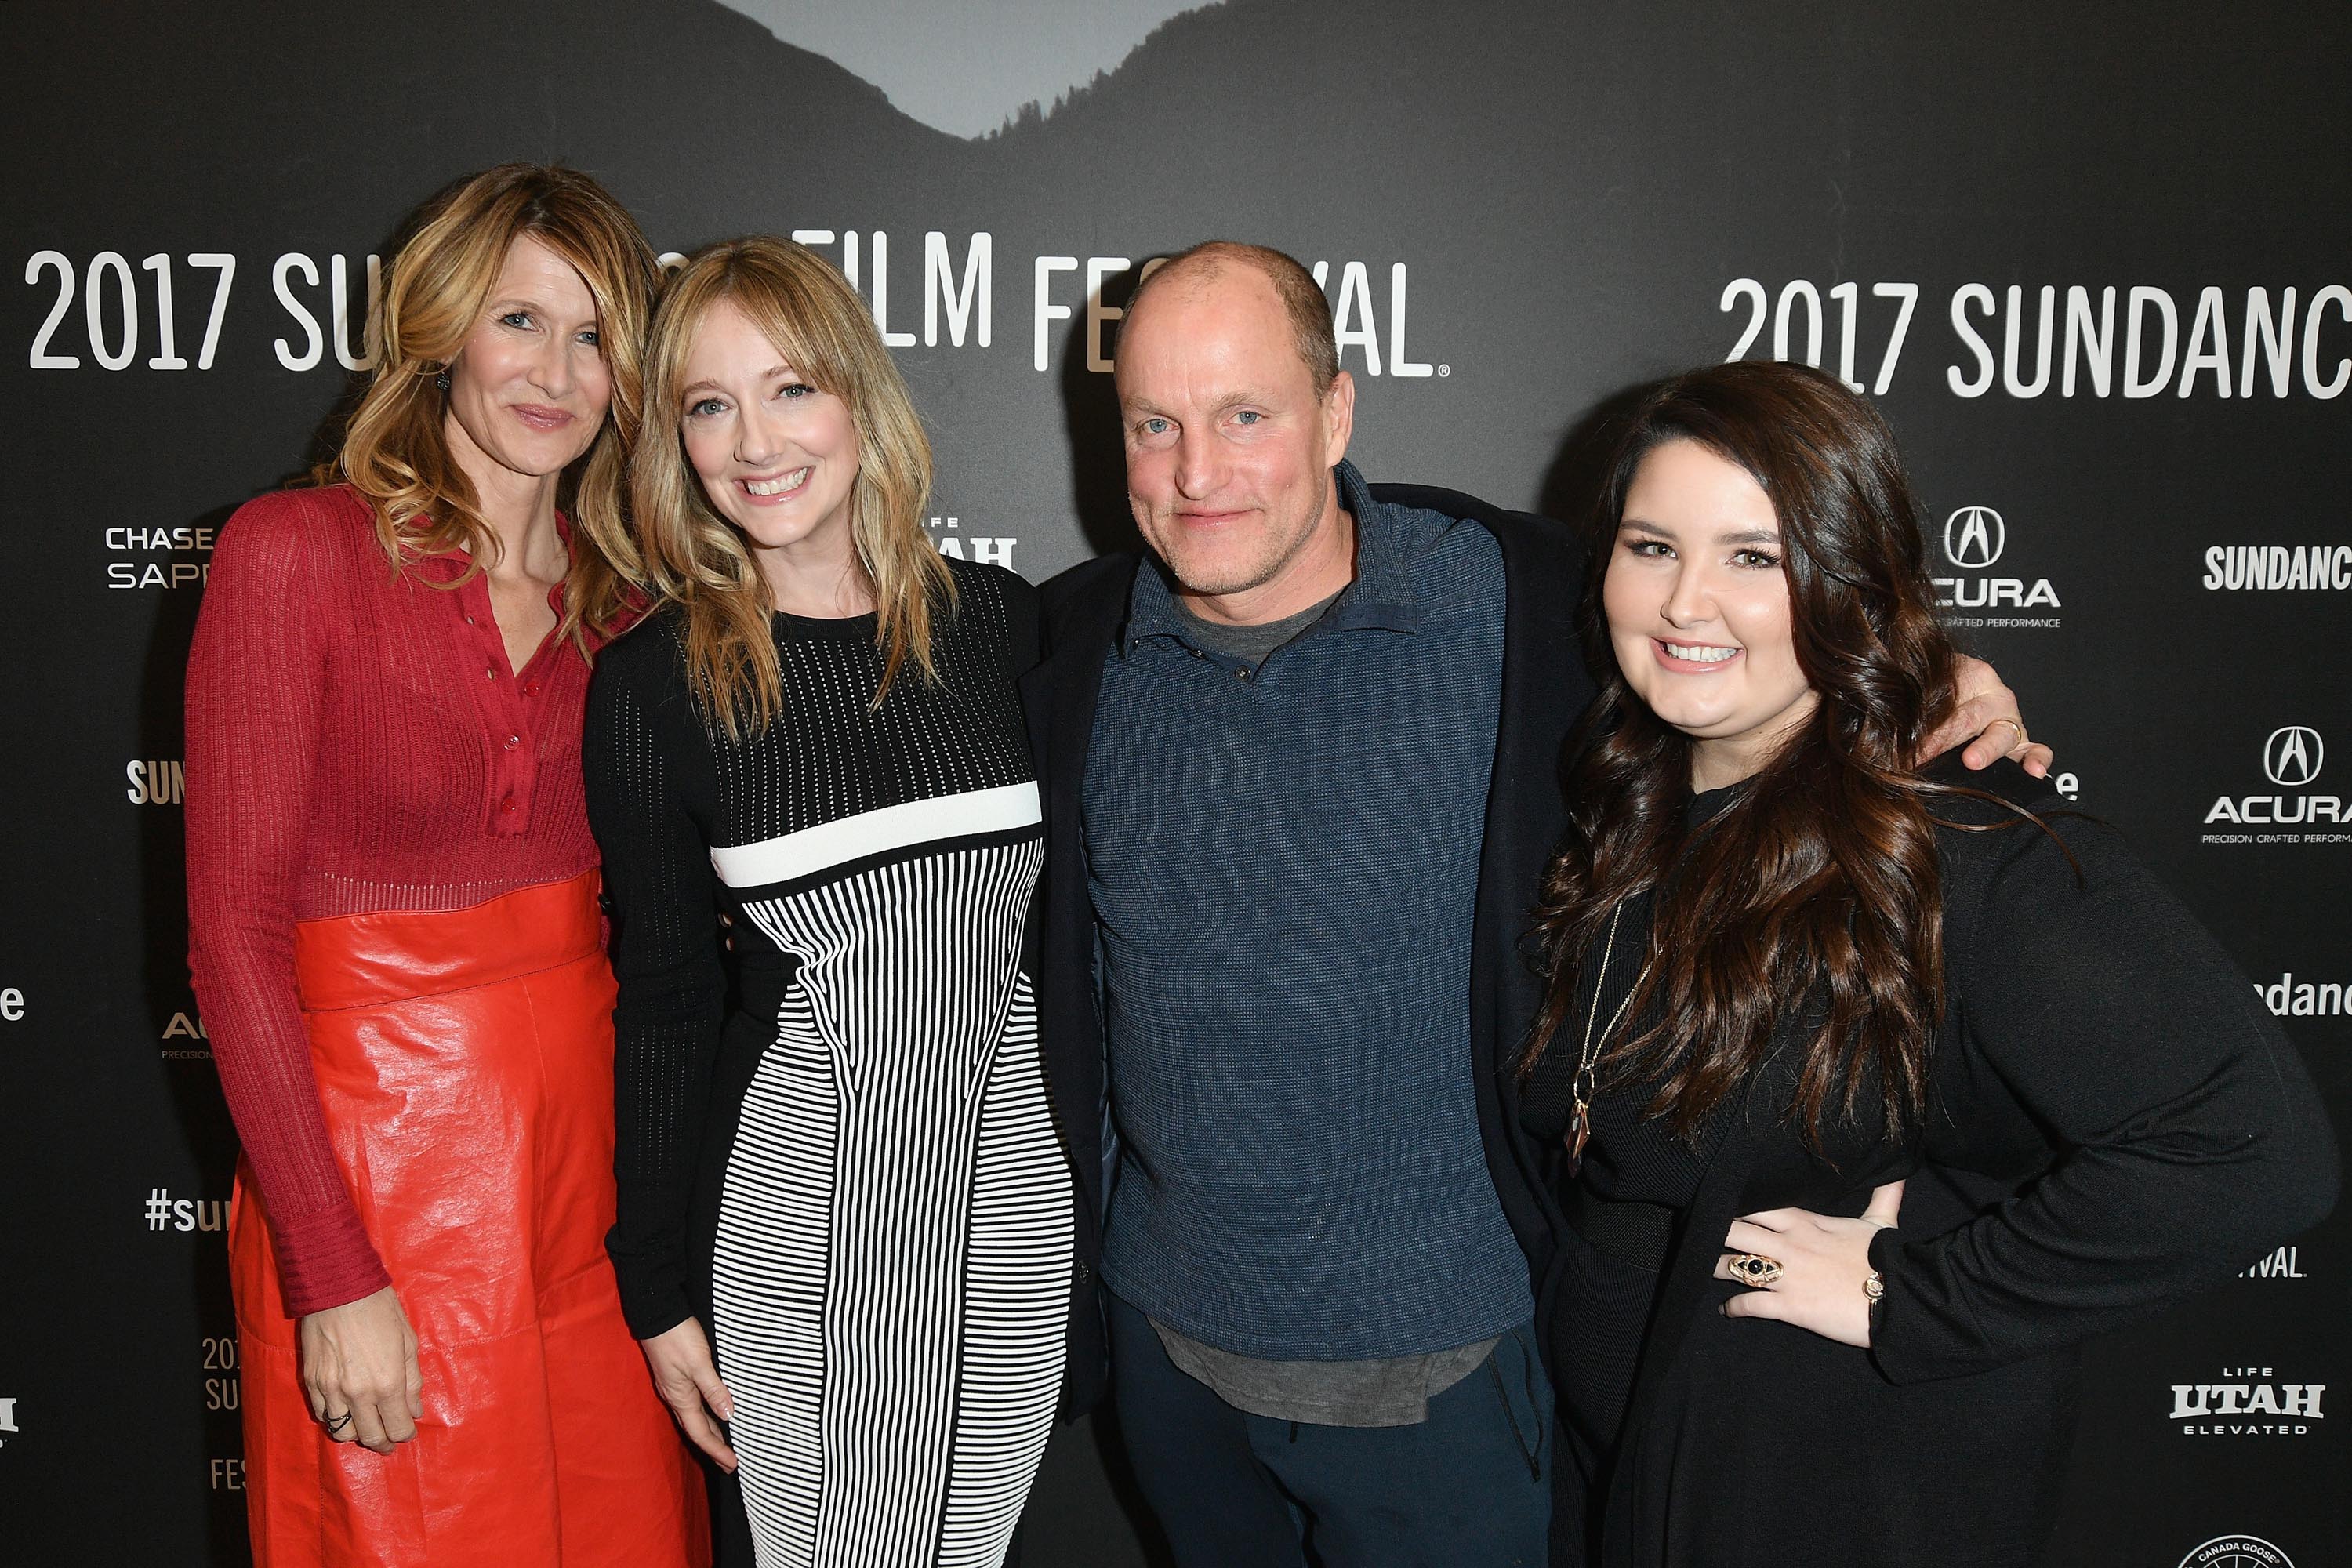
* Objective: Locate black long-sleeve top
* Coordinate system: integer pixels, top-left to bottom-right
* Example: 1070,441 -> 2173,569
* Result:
1524,753 -> 2338,1568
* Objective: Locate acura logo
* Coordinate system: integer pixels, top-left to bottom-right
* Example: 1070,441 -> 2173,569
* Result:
2265,727 -> 2324,786
1943,506 -> 2006,568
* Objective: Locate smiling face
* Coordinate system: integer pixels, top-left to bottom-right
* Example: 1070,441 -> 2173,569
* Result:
441,234 -> 612,485
1116,265 -> 1356,622
677,294 -> 862,576
1605,437 -> 1817,790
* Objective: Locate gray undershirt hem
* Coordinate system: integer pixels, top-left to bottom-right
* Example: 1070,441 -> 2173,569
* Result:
1150,1319 -> 1502,1428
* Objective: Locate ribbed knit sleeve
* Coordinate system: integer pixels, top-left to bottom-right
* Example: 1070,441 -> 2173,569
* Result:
584,626 -> 727,1339
186,492 -> 390,1316
1868,812 -> 2339,1385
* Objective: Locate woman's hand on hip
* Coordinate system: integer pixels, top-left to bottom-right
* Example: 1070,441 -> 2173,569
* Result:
1715,1180 -> 1904,1348
641,1317 -> 738,1472
299,1284 -> 423,1455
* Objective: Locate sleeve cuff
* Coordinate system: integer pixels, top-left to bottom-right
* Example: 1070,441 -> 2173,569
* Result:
1864,1225 -> 1918,1384
608,1235 -> 695,1341
270,1200 -> 392,1318
1865,1224 -> 1987,1386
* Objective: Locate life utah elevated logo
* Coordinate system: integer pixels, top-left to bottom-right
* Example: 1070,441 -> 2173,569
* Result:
2202,728 -> 2348,845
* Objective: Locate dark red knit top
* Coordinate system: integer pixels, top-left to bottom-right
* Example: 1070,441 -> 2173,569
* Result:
186,485 -> 601,1315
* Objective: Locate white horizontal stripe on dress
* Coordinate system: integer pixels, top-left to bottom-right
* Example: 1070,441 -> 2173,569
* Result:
709,780 -> 1042,890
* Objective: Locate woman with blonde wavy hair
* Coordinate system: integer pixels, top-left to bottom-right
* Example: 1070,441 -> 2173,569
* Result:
186,163 -> 706,1566
584,236 -> 1074,1566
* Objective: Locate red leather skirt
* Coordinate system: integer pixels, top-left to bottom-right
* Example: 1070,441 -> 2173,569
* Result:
230,872 -> 708,1567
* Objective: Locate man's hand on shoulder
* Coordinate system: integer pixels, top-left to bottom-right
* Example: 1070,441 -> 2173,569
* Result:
1929,655 -> 2053,777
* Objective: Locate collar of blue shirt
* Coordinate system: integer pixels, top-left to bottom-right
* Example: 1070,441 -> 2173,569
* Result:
1119,459 -> 1422,660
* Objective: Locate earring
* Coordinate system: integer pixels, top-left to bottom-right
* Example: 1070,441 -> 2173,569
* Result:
435,369 -> 452,392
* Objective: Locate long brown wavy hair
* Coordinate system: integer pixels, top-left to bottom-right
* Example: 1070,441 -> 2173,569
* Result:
313,163 -> 659,650
632,237 -> 954,739
1526,361 -> 1969,1148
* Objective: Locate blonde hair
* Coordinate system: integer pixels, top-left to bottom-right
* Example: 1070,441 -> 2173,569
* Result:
633,236 -> 953,738
315,163 -> 659,649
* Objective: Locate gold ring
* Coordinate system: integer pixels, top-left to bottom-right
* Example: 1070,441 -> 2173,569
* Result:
1726,1252 -> 1784,1287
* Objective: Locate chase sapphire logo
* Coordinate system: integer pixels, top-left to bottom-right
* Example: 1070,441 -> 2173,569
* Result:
2264,727 -> 2325,787
1943,506 -> 2006,568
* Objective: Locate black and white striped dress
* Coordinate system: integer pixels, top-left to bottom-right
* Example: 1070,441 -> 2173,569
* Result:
586,561 -> 1073,1568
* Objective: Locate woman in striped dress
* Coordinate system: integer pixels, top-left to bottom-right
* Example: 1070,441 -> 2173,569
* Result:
584,236 -> 1076,1566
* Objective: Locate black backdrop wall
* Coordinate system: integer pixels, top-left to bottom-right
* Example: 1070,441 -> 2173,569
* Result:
2,2 -> 2345,1564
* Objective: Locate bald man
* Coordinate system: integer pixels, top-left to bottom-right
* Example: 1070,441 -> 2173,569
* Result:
1018,242 -> 2040,1566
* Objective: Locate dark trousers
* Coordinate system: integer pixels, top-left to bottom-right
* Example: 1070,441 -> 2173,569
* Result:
1109,1294 -> 1552,1568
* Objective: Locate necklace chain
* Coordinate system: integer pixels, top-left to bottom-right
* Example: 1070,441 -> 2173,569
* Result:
1567,902 -> 1647,1173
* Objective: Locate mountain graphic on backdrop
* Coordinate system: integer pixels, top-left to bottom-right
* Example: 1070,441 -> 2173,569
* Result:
710,0 -> 1227,140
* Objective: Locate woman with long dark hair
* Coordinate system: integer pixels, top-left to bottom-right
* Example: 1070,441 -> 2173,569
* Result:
186,165 -> 705,1566
584,237 -> 1073,1566
1520,360 -> 2336,1566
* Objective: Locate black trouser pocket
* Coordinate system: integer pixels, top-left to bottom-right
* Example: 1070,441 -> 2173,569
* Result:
1486,1327 -> 1548,1482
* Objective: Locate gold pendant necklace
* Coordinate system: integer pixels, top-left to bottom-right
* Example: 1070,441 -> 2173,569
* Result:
1566,902 -> 1646,1178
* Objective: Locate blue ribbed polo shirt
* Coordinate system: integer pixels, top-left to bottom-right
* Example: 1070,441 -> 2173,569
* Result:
1086,461 -> 1533,1359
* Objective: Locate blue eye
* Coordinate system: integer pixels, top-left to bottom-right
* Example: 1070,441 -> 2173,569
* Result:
1233,410 -> 1263,425
687,397 -> 725,419
502,310 -> 533,329
777,381 -> 815,400
1140,416 -> 1171,436
579,328 -> 601,348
